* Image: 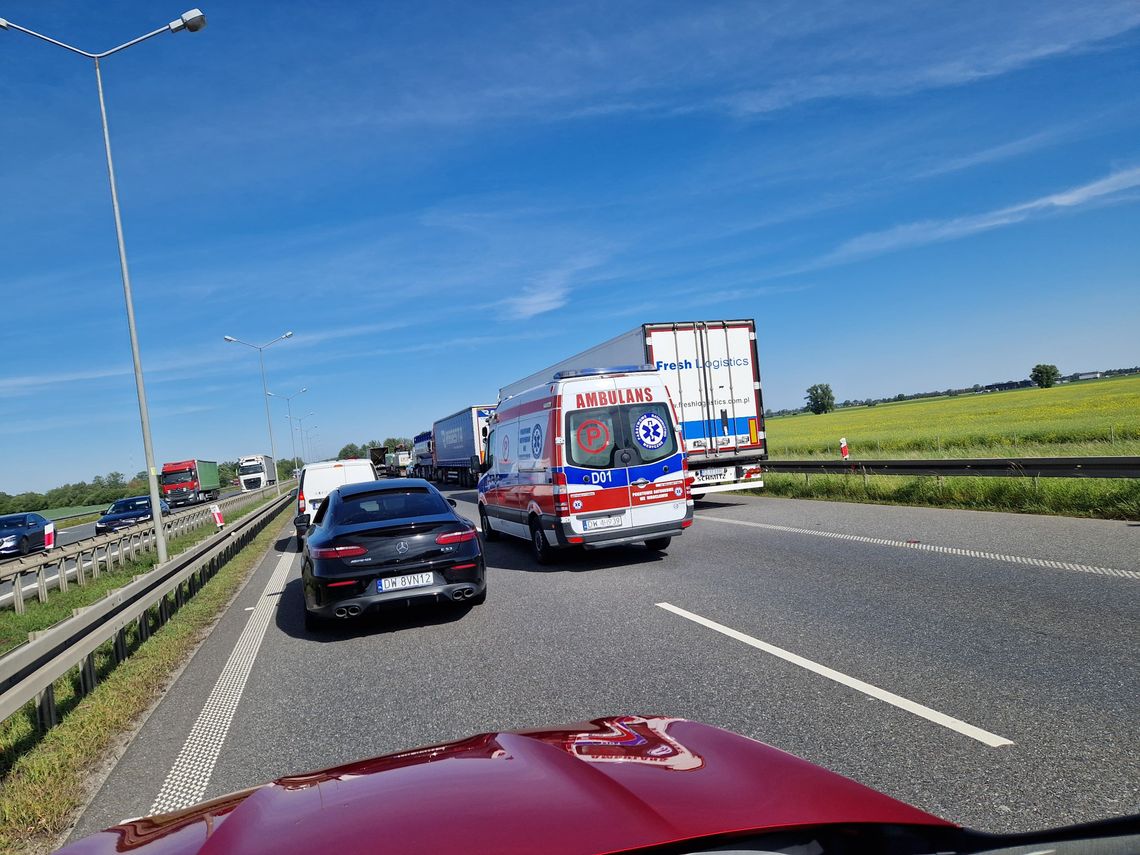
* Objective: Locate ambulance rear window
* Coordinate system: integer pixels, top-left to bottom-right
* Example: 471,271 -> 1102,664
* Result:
566,402 -> 676,468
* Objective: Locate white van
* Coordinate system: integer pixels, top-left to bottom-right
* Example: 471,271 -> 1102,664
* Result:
477,366 -> 693,563
294,459 -> 379,546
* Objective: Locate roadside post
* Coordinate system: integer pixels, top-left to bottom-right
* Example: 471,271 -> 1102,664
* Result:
211,504 -> 224,529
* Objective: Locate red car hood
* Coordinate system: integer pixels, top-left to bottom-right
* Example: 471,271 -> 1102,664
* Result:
61,716 -> 951,855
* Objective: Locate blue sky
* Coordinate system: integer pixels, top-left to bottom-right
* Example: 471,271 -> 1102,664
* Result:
2,1 -> 1139,492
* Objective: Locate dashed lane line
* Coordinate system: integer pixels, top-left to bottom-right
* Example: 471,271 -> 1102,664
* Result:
696,514 -> 1140,581
656,602 -> 1014,748
149,547 -> 294,814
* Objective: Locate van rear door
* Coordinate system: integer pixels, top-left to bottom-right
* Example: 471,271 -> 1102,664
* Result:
561,384 -> 686,536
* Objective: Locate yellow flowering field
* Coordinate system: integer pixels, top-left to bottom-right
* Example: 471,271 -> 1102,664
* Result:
765,374 -> 1140,458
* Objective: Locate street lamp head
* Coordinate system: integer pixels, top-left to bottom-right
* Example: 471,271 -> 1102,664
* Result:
223,335 -> 236,342
169,9 -> 207,33
300,387 -> 308,393
283,331 -> 294,339
0,18 -> 10,30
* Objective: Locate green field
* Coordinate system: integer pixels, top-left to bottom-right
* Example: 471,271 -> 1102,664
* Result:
756,375 -> 1140,519
765,375 -> 1140,458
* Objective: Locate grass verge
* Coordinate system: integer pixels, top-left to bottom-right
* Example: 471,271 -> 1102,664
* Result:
0,495 -> 278,655
0,505 -> 292,855
755,473 -> 1140,519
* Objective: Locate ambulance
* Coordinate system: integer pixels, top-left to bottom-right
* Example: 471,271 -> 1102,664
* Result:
477,366 -> 693,563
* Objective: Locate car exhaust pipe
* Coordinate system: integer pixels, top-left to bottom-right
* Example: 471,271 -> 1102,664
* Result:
334,607 -> 348,618
346,605 -> 362,616
452,588 -> 468,601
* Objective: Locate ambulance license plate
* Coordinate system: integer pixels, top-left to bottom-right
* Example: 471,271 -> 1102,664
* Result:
379,572 -> 433,593
583,515 -> 623,531
694,467 -> 729,482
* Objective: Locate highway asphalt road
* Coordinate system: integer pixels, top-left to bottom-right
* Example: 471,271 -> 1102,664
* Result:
69,490 -> 1138,840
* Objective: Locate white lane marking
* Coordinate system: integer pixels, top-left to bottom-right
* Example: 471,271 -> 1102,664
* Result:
149,549 -> 295,814
656,602 -> 1014,748
697,514 -> 1140,581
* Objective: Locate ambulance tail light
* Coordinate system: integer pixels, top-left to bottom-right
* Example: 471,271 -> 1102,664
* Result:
297,491 -> 306,514
553,472 -> 569,515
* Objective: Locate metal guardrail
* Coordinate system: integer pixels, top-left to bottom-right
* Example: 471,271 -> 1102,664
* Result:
0,490 -> 293,730
1,487 -> 277,613
761,456 -> 1140,479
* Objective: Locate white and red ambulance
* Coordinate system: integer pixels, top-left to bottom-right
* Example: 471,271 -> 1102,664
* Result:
477,366 -> 693,563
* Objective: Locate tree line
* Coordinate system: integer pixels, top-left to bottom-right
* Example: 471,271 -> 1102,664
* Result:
776,364 -> 1139,417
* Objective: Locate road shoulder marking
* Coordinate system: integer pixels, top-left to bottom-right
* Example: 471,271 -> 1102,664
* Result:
696,514 -> 1139,581
149,548 -> 295,813
656,602 -> 1013,748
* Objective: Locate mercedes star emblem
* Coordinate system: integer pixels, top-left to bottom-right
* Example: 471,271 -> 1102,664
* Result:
396,541 -> 409,554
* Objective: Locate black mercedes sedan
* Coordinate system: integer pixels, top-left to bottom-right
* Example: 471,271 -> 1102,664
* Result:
296,478 -> 486,631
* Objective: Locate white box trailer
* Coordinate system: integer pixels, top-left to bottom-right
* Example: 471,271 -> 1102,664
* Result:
499,320 -> 766,494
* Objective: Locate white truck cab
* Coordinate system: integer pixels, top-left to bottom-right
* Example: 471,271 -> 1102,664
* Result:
478,366 -> 693,563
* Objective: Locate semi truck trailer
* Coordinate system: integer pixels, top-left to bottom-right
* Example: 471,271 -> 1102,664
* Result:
432,406 -> 494,488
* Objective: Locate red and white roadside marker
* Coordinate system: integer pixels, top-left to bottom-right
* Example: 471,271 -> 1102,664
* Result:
211,504 -> 224,529
44,521 -> 55,550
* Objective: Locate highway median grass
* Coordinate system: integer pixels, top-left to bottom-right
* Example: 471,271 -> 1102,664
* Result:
759,375 -> 1140,519
0,505 -> 292,855
755,472 -> 1140,519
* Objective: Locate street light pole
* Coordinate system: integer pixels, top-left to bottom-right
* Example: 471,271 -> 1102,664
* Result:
267,388 -> 306,476
2,10 -> 209,565
294,412 -> 315,463
224,332 -> 293,495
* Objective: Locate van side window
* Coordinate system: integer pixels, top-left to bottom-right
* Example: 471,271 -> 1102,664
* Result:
485,429 -> 496,470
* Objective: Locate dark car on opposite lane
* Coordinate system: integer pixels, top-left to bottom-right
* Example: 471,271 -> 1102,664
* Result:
95,496 -> 171,535
296,478 -> 486,631
0,512 -> 54,556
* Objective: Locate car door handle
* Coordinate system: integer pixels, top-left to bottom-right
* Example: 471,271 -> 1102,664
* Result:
632,478 -> 650,487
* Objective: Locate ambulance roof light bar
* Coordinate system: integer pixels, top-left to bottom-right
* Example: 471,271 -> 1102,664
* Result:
552,364 -> 656,380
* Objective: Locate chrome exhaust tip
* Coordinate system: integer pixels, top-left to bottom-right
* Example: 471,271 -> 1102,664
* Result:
334,607 -> 348,618
346,605 -> 362,616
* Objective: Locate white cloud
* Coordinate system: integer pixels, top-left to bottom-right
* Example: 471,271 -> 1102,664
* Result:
822,164 -> 1140,264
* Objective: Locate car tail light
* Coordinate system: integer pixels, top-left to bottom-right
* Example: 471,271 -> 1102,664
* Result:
311,545 -> 368,559
452,562 -> 477,570
297,491 -> 305,514
681,519 -> 693,528
567,535 -> 583,544
436,529 -> 477,544
326,579 -> 357,587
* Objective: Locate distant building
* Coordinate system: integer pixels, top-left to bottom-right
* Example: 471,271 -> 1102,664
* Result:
1076,371 -> 1103,380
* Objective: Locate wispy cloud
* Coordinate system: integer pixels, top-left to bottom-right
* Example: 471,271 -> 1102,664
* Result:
499,255 -> 608,319
823,164 -> 1140,264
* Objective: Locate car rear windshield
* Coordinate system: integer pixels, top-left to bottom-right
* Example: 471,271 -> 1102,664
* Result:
333,488 -> 450,525
565,401 -> 678,469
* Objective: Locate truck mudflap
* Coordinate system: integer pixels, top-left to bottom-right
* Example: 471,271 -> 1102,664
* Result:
542,506 -> 694,550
